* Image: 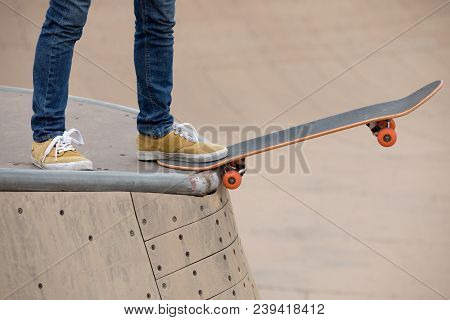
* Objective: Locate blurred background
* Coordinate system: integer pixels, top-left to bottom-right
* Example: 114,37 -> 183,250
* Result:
1,0 -> 449,299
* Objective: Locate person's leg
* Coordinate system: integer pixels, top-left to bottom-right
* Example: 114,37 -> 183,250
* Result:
31,0 -> 93,170
134,0 -> 227,162
31,0 -> 91,142
134,0 -> 175,138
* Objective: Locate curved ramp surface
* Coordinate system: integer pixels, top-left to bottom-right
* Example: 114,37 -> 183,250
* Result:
0,186 -> 258,299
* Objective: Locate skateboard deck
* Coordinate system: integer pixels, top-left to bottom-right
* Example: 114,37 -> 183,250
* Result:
158,80 -> 443,188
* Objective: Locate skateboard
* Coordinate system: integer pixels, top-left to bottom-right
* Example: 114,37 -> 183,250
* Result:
158,80 -> 443,189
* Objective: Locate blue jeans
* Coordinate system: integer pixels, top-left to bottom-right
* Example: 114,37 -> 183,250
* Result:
31,0 -> 175,142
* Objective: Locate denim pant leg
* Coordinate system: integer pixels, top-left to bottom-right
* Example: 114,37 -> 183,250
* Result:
31,0 -> 91,142
134,0 -> 175,138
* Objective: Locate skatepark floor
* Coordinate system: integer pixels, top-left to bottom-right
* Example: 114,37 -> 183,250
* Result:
1,0 -> 449,299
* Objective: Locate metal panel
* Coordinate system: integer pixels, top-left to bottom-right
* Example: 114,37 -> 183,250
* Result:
156,238 -> 249,300
211,273 -> 257,300
0,192 -> 159,299
146,202 -> 237,278
133,186 -> 228,240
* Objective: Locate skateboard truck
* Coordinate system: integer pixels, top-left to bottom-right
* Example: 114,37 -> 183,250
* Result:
367,119 -> 397,147
223,159 -> 246,190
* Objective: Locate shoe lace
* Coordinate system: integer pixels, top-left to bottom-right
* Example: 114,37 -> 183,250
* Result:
42,128 -> 85,162
173,123 -> 200,143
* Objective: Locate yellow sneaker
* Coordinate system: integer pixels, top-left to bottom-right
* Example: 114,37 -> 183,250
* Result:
32,129 -> 93,170
137,123 -> 228,162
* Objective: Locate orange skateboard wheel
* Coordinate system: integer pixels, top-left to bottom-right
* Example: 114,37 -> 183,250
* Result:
223,170 -> 242,189
377,128 -> 397,147
389,119 -> 396,129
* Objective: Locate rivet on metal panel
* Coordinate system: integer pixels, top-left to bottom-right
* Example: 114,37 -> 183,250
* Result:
233,249 -> 236,255
151,244 -> 156,250
17,208 -> 23,214
146,293 -> 151,299
238,266 -> 241,272
142,219 -> 147,225
178,234 -> 183,240
162,283 -> 167,289
185,251 -> 190,257
219,237 -> 223,243
193,270 -> 197,276
243,282 -> 246,288
157,265 -> 162,271
88,235 -> 93,241
200,205 -> 204,211
198,290 -> 203,296
220,197 -> 223,203
228,275 -> 232,282
232,290 -> 236,296
223,254 -> 226,260
38,283 -> 43,289
172,216 -> 177,223
59,210 -> 64,216
216,219 -> 219,225
228,232 -> 231,238
130,230 -> 135,236
224,211 -> 227,217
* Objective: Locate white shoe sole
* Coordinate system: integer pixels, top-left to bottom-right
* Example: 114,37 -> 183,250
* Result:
32,158 -> 94,171
137,148 -> 228,163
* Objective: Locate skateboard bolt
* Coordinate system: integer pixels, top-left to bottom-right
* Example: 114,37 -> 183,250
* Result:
228,177 -> 236,184
383,135 -> 391,142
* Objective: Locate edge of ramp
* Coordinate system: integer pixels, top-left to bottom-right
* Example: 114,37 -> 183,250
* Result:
0,168 -> 221,197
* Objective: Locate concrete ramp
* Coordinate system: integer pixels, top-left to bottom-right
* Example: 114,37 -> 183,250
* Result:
0,187 -> 258,300
0,89 -> 258,299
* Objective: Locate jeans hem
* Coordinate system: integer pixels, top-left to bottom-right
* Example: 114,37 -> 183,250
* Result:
33,132 -> 63,143
137,124 -> 173,139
